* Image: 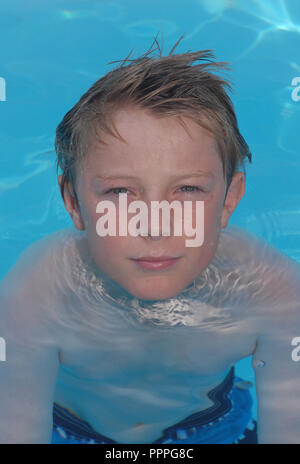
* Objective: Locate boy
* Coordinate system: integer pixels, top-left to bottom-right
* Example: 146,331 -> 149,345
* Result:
1,37 -> 300,444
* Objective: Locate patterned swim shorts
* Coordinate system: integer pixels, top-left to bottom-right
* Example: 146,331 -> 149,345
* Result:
52,366 -> 257,444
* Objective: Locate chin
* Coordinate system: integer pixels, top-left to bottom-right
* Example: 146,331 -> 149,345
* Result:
126,279 -> 187,301
132,291 -> 177,301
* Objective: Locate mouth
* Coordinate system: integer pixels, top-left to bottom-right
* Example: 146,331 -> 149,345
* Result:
130,256 -> 181,271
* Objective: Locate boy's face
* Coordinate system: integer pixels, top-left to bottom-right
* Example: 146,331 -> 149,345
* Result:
60,106 -> 245,300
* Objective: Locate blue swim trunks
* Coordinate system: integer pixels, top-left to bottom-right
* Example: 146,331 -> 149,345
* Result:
51,366 -> 257,444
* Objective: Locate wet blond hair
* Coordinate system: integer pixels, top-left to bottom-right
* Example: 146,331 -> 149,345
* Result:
55,34 -> 251,204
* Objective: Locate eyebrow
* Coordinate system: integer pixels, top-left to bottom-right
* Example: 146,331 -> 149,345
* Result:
94,171 -> 214,181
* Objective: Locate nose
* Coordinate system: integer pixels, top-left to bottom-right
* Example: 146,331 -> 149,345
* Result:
139,198 -> 174,241
143,232 -> 166,241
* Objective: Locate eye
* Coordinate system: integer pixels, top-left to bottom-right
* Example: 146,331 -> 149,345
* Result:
105,187 -> 129,195
179,185 -> 203,193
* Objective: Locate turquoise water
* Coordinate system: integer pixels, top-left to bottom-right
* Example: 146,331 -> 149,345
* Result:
1,0 -> 300,427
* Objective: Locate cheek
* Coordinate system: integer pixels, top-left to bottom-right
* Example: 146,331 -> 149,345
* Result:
203,192 -> 224,229
77,195 -> 98,230
91,235 -> 127,260
201,195 -> 223,250
86,237 -> 120,278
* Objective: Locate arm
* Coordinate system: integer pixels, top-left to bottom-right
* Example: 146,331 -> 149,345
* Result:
0,243 -> 61,443
252,267 -> 300,444
222,225 -> 300,443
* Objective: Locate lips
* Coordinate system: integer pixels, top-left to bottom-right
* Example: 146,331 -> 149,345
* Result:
130,256 -> 181,271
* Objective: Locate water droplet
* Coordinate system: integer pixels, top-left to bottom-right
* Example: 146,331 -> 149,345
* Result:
254,359 -> 265,368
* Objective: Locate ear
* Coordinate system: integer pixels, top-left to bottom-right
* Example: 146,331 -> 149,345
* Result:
221,172 -> 245,229
58,174 -> 85,231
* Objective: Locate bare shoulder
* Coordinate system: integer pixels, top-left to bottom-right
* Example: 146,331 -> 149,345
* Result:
218,224 -> 300,316
0,228 -> 87,335
219,224 -> 299,270
0,227 -> 81,295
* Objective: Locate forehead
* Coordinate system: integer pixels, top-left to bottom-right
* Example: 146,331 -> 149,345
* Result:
85,106 -> 222,173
